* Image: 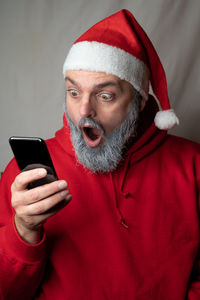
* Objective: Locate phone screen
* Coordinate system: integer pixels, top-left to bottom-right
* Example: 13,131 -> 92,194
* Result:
9,136 -> 57,179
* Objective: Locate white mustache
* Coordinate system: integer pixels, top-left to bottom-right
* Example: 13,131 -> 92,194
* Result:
78,118 -> 105,136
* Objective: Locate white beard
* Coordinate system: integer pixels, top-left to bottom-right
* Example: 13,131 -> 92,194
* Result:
65,92 -> 139,173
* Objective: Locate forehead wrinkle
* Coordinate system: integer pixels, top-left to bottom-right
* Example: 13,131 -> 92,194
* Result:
66,75 -> 123,93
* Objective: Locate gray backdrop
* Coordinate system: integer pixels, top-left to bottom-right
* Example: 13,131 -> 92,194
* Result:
0,0 -> 200,171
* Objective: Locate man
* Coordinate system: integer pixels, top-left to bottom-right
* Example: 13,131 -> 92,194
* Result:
0,9 -> 199,300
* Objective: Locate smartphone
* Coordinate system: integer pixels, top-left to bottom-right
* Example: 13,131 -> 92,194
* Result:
9,136 -> 57,186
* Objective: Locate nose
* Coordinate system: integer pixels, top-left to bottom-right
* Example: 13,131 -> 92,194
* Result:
79,95 -> 96,118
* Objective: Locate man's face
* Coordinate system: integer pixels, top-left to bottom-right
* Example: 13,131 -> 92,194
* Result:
65,70 -> 134,147
65,70 -> 142,172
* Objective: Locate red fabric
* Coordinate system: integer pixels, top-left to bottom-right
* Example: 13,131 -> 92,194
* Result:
75,9 -> 171,111
0,99 -> 200,299
75,10 -> 147,64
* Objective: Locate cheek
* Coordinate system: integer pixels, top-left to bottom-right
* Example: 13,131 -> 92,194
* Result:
66,100 -> 79,126
100,105 -> 131,135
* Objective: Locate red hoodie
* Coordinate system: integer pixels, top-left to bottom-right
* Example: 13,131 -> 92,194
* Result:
0,97 -> 200,300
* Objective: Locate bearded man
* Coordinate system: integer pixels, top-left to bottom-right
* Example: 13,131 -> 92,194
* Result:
0,9 -> 200,300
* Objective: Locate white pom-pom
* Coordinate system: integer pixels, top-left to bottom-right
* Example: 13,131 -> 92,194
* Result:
154,109 -> 179,130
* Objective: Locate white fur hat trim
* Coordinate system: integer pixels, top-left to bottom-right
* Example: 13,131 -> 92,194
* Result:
63,41 -> 150,100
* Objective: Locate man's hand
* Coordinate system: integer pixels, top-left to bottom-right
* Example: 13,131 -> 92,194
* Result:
11,168 -> 72,244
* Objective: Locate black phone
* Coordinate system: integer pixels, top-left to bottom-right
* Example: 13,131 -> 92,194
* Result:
9,136 -> 57,187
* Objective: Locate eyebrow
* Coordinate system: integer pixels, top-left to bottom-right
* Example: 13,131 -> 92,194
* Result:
65,76 -> 123,92
65,76 -> 79,87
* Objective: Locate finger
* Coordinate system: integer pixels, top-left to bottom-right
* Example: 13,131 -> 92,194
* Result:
12,168 -> 47,191
24,180 -> 69,205
21,196 -> 72,229
25,189 -> 72,216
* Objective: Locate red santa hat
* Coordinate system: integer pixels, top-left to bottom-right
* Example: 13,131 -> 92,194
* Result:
63,9 -> 179,130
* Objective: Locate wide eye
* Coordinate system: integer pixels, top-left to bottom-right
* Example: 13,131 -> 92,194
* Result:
67,89 -> 79,97
98,93 -> 113,101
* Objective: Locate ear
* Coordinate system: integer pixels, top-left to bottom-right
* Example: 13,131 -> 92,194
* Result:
139,96 -> 146,112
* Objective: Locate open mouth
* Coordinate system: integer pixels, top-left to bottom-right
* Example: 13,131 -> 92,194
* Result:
81,125 -> 103,147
